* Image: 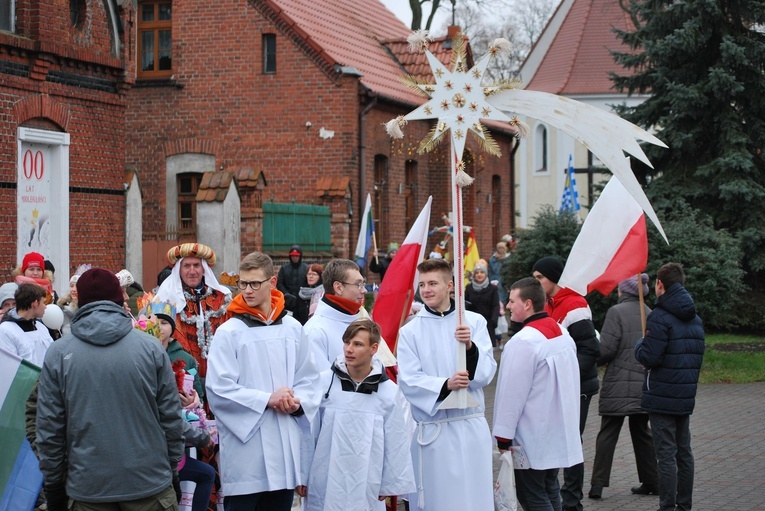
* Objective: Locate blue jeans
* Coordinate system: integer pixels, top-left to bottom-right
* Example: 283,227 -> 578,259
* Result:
650,413 -> 694,511
224,489 -> 294,511
515,468 -> 561,511
179,456 -> 215,511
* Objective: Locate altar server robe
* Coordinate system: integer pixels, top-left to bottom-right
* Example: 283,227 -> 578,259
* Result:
397,306 -> 497,511
206,313 -> 321,497
305,358 -> 415,511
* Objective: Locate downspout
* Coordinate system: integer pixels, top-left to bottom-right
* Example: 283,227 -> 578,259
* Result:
509,136 -> 520,233
358,91 -> 378,220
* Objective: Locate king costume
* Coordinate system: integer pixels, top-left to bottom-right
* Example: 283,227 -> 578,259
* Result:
305,355 -> 415,511
396,302 -> 497,511
205,290 -> 321,499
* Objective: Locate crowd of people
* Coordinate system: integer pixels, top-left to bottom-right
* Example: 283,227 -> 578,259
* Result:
0,240 -> 704,511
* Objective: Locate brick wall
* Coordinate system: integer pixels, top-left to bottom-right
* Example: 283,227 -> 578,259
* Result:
126,0 -> 360,258
0,0 -> 131,280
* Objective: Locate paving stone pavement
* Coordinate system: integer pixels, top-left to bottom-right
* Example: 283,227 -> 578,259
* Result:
483,349 -> 765,511
311,350 -> 765,511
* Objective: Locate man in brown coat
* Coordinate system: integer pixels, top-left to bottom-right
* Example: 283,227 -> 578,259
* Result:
588,274 -> 658,499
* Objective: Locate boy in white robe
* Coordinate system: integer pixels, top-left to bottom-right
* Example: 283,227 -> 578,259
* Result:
493,277 -> 583,511
206,252 -> 321,511
301,319 -> 415,511
397,259 -> 497,511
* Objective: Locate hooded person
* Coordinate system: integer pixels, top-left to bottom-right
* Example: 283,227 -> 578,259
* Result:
36,268 -> 184,510
155,243 -> 232,381
277,244 -> 309,303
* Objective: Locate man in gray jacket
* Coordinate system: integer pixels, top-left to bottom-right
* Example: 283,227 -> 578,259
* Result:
588,274 -> 658,499
37,268 -> 184,511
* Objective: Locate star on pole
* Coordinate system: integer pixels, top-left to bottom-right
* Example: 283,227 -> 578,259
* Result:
402,49 -> 513,162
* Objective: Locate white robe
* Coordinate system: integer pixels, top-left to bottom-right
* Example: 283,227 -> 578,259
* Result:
305,359 -> 415,511
0,317 -> 53,367
303,299 -> 359,371
493,317 -> 583,469
205,313 -> 321,496
397,307 -> 497,511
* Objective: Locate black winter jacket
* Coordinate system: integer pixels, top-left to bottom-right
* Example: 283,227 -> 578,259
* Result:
634,283 -> 705,415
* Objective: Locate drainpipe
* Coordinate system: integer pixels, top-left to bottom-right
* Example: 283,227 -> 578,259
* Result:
509,136 -> 520,233
358,91 -> 378,220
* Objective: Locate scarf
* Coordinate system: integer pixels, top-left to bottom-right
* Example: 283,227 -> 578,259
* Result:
324,293 -> 362,315
471,278 -> 490,292
227,289 -> 285,324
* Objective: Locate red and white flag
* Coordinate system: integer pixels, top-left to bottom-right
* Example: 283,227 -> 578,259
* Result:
372,196 -> 432,355
559,178 -> 652,296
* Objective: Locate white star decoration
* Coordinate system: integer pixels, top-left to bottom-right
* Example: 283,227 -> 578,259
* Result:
404,50 -> 512,162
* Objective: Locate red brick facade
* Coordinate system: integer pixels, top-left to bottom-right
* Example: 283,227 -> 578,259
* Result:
126,0 -> 517,269
0,0 -> 132,283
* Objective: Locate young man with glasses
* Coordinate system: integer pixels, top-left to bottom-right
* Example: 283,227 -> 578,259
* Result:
205,252 -> 321,511
303,259 -> 368,371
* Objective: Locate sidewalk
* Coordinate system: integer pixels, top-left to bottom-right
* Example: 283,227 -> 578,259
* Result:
485,374 -> 765,510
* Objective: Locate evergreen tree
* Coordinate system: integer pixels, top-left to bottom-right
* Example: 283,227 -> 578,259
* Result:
611,0 -> 765,273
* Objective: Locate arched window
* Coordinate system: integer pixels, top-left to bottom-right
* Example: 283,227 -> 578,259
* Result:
492,174 -> 501,235
534,124 -> 548,173
404,159 -> 418,231
373,155 -> 388,247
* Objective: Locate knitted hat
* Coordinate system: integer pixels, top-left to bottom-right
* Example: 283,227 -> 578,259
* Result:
77,269 -> 125,307
0,282 -> 18,307
387,243 -> 399,256
473,259 -> 488,274
115,269 -> 135,288
618,273 -> 649,297
532,256 -> 564,284
21,252 -> 45,274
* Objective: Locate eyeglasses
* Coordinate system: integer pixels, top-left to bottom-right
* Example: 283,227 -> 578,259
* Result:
340,281 -> 366,290
237,278 -> 270,291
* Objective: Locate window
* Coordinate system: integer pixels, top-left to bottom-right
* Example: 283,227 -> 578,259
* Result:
138,1 -> 172,78
177,173 -> 201,237
534,124 -> 548,173
0,0 -> 14,32
70,0 -> 86,28
492,175 -> 501,236
263,33 -> 276,74
373,155 -> 388,247
404,160 -> 418,231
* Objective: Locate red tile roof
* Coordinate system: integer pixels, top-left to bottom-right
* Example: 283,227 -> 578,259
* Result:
196,171 -> 235,202
315,176 -> 350,199
270,0 -> 453,106
525,0 -> 635,95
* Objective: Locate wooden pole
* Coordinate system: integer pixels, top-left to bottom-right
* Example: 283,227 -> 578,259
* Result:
637,272 -> 646,336
372,229 -> 379,265
439,147 -> 478,410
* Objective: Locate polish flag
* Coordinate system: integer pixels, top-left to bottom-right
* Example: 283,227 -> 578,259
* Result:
372,196 -> 432,355
558,178 -> 652,296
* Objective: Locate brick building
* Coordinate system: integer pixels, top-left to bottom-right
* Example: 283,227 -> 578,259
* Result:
126,0 -> 518,284
0,0 -> 133,295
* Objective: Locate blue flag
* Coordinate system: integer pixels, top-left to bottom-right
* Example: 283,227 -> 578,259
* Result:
560,155 -> 581,214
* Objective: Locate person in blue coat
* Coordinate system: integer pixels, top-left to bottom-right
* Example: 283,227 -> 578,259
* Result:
634,263 -> 704,511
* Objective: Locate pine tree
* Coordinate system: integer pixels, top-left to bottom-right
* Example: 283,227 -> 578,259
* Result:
611,0 -> 765,273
